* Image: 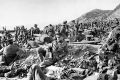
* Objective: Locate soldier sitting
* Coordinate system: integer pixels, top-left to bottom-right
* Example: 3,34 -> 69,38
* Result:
26,33 -> 68,80
0,39 -> 21,66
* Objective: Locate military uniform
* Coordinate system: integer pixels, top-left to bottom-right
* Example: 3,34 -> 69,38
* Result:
40,40 -> 68,68
1,34 -> 7,47
0,43 -> 19,65
52,40 -> 68,59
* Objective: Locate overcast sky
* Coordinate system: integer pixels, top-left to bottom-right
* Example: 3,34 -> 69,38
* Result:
0,0 -> 120,30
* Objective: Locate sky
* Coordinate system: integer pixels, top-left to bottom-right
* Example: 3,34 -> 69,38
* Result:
0,0 -> 120,30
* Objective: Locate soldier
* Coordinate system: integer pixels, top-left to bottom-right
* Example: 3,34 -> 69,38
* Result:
34,24 -> 40,34
18,31 -> 24,43
26,32 -> 68,80
75,30 -> 85,42
0,39 -> 21,66
1,31 -> 8,47
105,18 -> 120,53
39,32 -> 68,67
26,64 -> 52,80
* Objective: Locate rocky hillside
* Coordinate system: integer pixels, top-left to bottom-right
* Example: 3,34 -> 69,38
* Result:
107,4 -> 120,20
69,3 -> 120,24
75,9 -> 111,23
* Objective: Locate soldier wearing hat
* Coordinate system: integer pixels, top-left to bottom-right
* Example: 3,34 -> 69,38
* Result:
106,18 -> 120,42
105,18 -> 120,53
0,39 -> 21,66
75,30 -> 85,42
34,24 -> 40,34
26,32 -> 68,80
38,32 -> 68,68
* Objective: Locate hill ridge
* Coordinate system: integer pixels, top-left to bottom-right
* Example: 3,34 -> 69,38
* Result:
69,3 -> 120,24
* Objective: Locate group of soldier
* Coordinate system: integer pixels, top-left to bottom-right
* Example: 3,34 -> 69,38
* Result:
0,21 -> 70,80
0,18 -> 119,80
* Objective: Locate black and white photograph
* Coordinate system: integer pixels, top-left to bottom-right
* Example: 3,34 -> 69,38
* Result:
0,0 -> 120,80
